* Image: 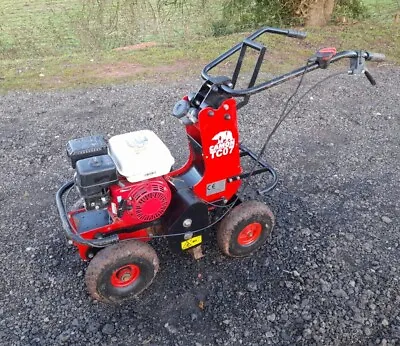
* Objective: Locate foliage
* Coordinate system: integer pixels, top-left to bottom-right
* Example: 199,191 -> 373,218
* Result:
213,0 -> 369,35
212,0 -> 297,36
334,0 -> 370,20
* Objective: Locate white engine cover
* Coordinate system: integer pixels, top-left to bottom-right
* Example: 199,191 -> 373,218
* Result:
108,130 -> 175,183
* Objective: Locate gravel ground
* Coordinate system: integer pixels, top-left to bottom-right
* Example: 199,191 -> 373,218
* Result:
0,66 -> 399,346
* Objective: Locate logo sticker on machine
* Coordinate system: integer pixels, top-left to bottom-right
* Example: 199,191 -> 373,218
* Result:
209,130 -> 235,159
181,235 -> 202,250
206,179 -> 226,196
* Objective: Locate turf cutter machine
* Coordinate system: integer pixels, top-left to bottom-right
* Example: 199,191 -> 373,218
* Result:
56,27 -> 385,304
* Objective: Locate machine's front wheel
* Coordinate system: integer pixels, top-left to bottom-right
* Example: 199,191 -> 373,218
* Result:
85,240 -> 159,304
217,201 -> 275,257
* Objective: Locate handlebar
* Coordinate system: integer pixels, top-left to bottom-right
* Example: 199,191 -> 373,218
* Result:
366,52 -> 386,62
201,26 -> 307,82
218,50 -> 385,97
190,27 -> 386,113
200,27 -> 385,98
287,29 -> 307,39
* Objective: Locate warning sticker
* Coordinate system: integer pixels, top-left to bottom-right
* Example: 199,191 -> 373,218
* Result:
181,235 -> 202,250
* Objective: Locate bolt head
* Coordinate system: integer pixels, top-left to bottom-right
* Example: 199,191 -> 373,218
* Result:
183,218 -> 192,228
184,232 -> 193,240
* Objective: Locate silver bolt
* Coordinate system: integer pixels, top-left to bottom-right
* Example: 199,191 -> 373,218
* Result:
223,104 -> 229,110
183,218 -> 192,228
184,232 -> 193,240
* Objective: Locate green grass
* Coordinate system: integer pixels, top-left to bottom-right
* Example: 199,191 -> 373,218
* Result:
363,0 -> 400,18
0,0 -> 223,60
0,0 -> 399,92
0,0 -> 82,58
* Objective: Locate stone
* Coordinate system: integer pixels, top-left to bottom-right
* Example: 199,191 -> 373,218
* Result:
381,216 -> 392,224
247,282 -> 258,292
102,323 -> 115,335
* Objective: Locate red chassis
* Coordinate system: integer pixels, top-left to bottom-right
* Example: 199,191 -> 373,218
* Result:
66,97 -> 268,260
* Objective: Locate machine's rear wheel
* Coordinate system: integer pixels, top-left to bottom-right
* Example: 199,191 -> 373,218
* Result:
217,201 -> 275,257
85,240 -> 159,304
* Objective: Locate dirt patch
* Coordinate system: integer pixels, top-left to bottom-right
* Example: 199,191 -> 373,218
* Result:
92,62 -> 146,78
40,60 -> 198,89
114,42 -> 157,51
91,60 -> 195,79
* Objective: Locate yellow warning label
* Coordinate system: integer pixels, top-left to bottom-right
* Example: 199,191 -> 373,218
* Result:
181,235 -> 202,250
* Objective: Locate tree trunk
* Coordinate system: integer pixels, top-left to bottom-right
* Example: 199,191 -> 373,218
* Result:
305,0 -> 335,26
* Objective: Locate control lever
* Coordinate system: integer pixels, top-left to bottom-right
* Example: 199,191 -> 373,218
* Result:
364,70 -> 377,86
349,51 -> 377,86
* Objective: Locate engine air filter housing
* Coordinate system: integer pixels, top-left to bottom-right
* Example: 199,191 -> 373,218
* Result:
108,130 -> 175,182
66,135 -> 108,169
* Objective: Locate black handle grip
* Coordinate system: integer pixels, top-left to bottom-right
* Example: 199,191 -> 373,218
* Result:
287,30 -> 307,39
365,70 -> 377,86
367,52 -> 386,62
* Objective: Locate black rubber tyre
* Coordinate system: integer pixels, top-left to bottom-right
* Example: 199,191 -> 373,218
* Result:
85,240 -> 159,304
217,201 -> 275,257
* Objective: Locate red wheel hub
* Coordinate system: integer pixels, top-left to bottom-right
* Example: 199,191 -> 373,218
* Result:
110,264 -> 140,288
237,222 -> 262,246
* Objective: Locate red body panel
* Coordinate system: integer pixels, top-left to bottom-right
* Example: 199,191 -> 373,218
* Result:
192,98 -> 242,201
169,98 -> 242,200
68,209 -> 151,260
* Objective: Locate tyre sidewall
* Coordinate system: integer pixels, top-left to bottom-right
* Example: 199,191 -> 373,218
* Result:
96,256 -> 155,303
228,213 -> 273,257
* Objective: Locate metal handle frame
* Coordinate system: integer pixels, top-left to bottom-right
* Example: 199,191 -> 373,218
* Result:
201,26 -> 381,98
56,181 -> 119,247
